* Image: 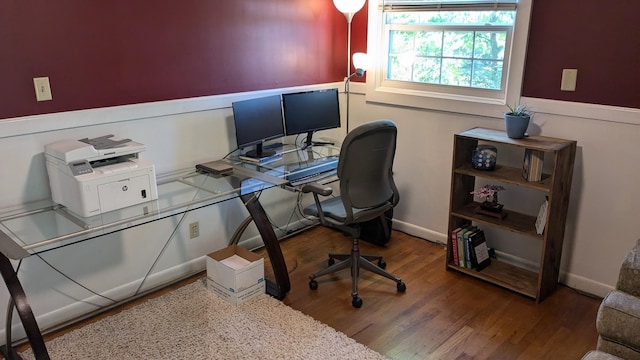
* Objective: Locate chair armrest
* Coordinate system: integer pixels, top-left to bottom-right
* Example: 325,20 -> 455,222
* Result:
301,183 -> 333,197
617,239 -> 640,297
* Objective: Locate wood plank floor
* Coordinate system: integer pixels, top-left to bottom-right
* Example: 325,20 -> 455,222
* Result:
10,226 -> 600,359
260,226 -> 601,360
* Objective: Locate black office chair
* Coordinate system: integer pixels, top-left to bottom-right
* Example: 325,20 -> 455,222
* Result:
301,120 -> 406,308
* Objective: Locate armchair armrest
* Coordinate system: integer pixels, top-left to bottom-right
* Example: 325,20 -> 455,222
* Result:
596,289 -> 640,358
301,183 -> 333,197
617,239 -> 640,297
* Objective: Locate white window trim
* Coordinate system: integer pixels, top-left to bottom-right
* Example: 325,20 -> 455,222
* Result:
365,0 -> 532,118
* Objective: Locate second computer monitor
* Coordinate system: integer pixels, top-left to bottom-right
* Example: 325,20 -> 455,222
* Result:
282,88 -> 341,149
232,94 -> 284,158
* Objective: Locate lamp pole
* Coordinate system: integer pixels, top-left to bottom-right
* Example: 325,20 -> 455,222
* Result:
333,0 -> 366,78
345,53 -> 367,133
333,0 -> 366,134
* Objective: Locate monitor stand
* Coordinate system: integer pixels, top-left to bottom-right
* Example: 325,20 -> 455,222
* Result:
244,143 -> 276,159
300,131 -> 334,150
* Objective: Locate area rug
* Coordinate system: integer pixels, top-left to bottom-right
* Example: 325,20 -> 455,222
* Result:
20,278 -> 386,359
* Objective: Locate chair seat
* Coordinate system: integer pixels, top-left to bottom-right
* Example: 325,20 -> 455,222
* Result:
304,197 -> 393,224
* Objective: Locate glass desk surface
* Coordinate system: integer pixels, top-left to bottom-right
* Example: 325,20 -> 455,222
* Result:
0,143 -> 341,359
0,143 -> 340,260
230,143 -> 341,180
0,166 -> 284,259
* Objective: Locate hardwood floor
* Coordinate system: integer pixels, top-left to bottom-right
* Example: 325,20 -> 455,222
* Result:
260,226 -> 601,360
9,226 -> 600,359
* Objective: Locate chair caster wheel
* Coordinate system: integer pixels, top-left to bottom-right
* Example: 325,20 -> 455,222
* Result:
377,259 -> 387,269
328,257 -> 335,266
397,281 -> 407,292
309,280 -> 318,290
352,297 -> 363,308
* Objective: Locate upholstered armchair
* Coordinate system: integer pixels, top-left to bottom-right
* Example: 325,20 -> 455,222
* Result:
583,239 -> 640,360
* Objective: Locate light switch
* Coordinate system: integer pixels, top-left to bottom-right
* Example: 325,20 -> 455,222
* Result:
561,69 -> 578,91
33,77 -> 53,101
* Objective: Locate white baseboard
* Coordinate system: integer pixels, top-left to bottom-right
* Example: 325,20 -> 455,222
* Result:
391,222 -> 612,298
560,272 -> 612,299
392,219 -> 447,245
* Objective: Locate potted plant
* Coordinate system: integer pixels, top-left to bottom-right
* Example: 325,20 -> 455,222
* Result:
470,184 -> 505,213
504,104 -> 531,139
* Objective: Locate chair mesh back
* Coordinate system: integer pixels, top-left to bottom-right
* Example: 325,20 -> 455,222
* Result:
338,120 -> 398,211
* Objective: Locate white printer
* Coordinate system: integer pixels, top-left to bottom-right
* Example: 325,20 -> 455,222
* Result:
44,135 -> 158,217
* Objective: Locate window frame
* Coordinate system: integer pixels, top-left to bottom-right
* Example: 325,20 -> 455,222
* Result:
365,0 -> 533,118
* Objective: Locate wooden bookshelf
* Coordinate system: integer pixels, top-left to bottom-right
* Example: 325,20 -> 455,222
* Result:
446,127 -> 576,302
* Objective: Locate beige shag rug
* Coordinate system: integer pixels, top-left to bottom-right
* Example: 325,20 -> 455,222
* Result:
21,279 -> 386,359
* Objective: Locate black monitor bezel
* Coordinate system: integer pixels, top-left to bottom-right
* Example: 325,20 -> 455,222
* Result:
282,88 -> 341,148
232,94 -> 284,158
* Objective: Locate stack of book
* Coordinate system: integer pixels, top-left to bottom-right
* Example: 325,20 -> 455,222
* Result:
522,149 -> 544,182
451,225 -> 491,271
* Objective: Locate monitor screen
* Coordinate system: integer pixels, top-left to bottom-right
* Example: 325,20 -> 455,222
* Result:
282,88 -> 341,148
232,95 -> 284,158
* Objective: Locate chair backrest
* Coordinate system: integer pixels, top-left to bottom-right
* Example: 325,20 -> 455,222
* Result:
337,120 -> 400,223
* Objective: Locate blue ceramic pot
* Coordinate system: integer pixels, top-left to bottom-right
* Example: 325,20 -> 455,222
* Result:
504,113 -> 530,139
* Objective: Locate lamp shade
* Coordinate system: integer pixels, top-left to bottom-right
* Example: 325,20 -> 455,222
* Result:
333,0 -> 366,14
352,52 -> 368,72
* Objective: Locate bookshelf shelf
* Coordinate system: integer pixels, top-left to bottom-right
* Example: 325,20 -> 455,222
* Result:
446,127 -> 576,302
446,259 -> 538,298
454,163 -> 552,192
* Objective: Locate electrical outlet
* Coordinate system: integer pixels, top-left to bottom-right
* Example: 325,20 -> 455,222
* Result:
189,222 -> 200,239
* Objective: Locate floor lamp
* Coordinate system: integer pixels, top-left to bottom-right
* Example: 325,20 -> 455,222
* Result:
333,0 -> 367,133
333,0 -> 366,79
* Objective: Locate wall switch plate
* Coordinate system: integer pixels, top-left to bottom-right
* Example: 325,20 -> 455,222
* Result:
33,77 -> 53,101
561,69 -> 578,91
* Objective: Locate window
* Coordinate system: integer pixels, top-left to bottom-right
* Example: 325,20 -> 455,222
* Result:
365,0 -> 532,117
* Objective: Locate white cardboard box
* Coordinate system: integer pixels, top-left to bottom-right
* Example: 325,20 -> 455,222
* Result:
206,245 -> 265,305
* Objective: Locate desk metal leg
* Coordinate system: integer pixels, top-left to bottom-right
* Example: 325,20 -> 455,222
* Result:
229,215 -> 254,246
239,193 -> 290,300
0,254 -> 49,360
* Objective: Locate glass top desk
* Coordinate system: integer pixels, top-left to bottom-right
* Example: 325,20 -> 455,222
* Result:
0,143 -> 340,360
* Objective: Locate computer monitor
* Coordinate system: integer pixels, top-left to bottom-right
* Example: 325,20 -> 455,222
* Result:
282,88 -> 341,149
232,94 -> 285,158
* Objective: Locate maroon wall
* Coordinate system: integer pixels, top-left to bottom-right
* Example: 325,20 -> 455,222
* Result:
4,0 -> 632,121
0,0 -> 363,120
522,0 -> 640,108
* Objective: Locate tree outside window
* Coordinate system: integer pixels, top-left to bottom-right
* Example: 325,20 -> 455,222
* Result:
385,11 -> 514,91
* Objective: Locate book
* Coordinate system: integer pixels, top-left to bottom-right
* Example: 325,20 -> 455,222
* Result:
469,230 -> 491,271
457,228 -> 471,268
195,160 -> 233,175
451,227 -> 464,266
522,149 -> 544,182
463,227 -> 478,269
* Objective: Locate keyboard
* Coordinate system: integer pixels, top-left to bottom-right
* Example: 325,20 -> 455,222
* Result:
286,157 -> 339,186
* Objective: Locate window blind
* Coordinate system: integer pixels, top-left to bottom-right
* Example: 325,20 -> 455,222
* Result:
382,0 -> 518,11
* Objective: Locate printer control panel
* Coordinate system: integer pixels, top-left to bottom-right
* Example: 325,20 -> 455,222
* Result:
69,160 -> 94,176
